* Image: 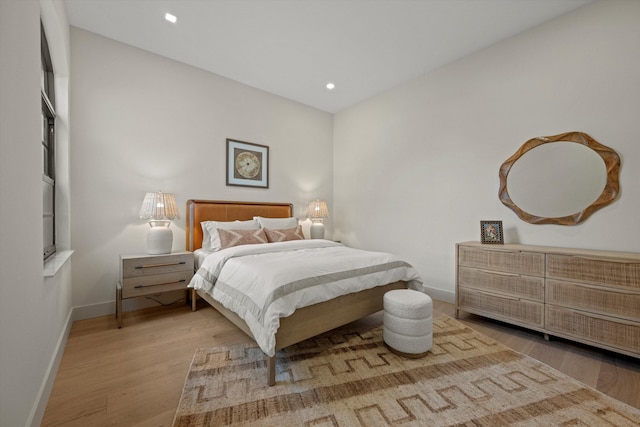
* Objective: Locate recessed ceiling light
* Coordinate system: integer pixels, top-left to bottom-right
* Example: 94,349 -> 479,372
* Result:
165,13 -> 177,23
326,82 -> 336,90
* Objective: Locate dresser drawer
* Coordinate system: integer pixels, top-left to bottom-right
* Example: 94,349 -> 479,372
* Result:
121,270 -> 193,298
547,254 -> 640,290
546,279 -> 640,322
121,252 -> 194,278
546,305 -> 640,355
458,287 -> 544,328
458,266 -> 544,301
458,245 -> 544,276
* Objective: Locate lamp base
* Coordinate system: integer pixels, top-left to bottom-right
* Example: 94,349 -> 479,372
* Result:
310,223 -> 325,239
147,221 -> 173,254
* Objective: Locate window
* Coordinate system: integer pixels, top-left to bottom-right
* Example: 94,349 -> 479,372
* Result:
41,22 -> 56,260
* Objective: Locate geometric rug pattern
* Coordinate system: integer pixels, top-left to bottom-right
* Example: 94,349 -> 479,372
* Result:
173,315 -> 640,426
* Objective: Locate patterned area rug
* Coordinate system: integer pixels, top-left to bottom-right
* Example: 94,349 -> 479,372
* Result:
173,315 -> 640,426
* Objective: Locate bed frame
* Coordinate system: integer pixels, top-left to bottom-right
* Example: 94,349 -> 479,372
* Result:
185,199 -> 406,385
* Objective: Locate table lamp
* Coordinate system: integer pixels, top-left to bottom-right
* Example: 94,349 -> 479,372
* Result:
308,200 -> 328,239
138,191 -> 179,254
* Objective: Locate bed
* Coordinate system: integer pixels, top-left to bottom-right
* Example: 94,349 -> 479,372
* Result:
185,199 -> 421,385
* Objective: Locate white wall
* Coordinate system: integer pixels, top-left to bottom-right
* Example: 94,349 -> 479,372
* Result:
69,28 -> 333,313
333,0 -> 640,301
0,1 -> 72,426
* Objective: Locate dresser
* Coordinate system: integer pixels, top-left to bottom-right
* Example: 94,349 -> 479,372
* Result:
116,251 -> 194,327
456,241 -> 640,358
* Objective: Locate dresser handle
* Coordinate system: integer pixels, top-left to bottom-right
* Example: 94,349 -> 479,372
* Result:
135,261 -> 187,269
134,279 -> 187,288
550,281 -> 640,295
558,307 -> 640,327
571,255 -> 640,264
472,288 -> 521,301
482,248 -> 521,253
480,269 -> 521,277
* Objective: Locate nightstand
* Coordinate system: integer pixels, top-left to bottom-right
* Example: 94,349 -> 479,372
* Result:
116,251 -> 194,327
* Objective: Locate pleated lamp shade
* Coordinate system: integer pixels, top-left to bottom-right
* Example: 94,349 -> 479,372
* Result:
138,192 -> 179,220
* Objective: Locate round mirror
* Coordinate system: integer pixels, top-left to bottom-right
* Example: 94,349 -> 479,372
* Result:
499,132 -> 620,225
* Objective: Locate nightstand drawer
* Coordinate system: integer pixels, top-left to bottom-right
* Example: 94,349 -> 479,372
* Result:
121,252 -> 194,278
121,270 -> 193,298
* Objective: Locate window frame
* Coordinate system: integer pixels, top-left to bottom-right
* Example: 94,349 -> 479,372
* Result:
41,22 -> 56,260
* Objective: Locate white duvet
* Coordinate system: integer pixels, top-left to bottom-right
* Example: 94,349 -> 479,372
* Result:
189,239 -> 422,356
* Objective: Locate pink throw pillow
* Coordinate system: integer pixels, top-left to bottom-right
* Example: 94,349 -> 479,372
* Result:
264,226 -> 304,243
218,228 -> 268,249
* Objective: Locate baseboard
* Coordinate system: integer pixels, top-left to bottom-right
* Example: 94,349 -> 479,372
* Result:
72,300 -> 114,322
71,292 -> 187,322
27,308 -> 73,427
422,285 -> 455,304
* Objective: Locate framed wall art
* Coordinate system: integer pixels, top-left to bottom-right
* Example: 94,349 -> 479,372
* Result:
480,220 -> 504,244
226,139 -> 269,188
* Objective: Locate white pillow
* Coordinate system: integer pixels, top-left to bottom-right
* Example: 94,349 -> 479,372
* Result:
201,219 -> 259,250
254,216 -> 298,230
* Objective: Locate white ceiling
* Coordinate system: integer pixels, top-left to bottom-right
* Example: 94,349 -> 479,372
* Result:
64,0 -> 593,113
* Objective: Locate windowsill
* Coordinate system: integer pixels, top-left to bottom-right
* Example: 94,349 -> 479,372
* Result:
44,250 -> 74,277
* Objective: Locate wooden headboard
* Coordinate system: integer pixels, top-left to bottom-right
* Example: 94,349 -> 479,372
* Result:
185,200 -> 293,251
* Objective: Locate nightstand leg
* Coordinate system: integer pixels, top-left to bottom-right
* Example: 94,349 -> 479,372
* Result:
267,356 -> 276,386
116,282 -> 123,328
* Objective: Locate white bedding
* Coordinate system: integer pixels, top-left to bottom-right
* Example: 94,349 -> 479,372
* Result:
193,248 -> 215,268
189,239 -> 422,356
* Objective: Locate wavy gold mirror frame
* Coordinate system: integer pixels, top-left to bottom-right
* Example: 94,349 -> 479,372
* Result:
499,131 -> 620,225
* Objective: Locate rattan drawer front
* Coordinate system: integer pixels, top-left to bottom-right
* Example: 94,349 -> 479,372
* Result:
546,279 -> 640,322
458,287 -> 544,327
458,266 -> 544,301
458,246 -> 544,276
546,305 -> 640,355
547,254 -> 640,290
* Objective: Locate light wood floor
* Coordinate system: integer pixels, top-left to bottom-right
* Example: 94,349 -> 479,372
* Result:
42,298 -> 640,426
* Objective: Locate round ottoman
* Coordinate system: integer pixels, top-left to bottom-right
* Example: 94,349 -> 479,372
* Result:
383,289 -> 433,358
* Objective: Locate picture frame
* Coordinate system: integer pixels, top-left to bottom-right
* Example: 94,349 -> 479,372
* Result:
226,139 -> 269,188
480,220 -> 504,244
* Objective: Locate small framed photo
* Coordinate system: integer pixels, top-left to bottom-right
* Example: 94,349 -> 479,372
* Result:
226,139 -> 269,188
480,220 -> 504,244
